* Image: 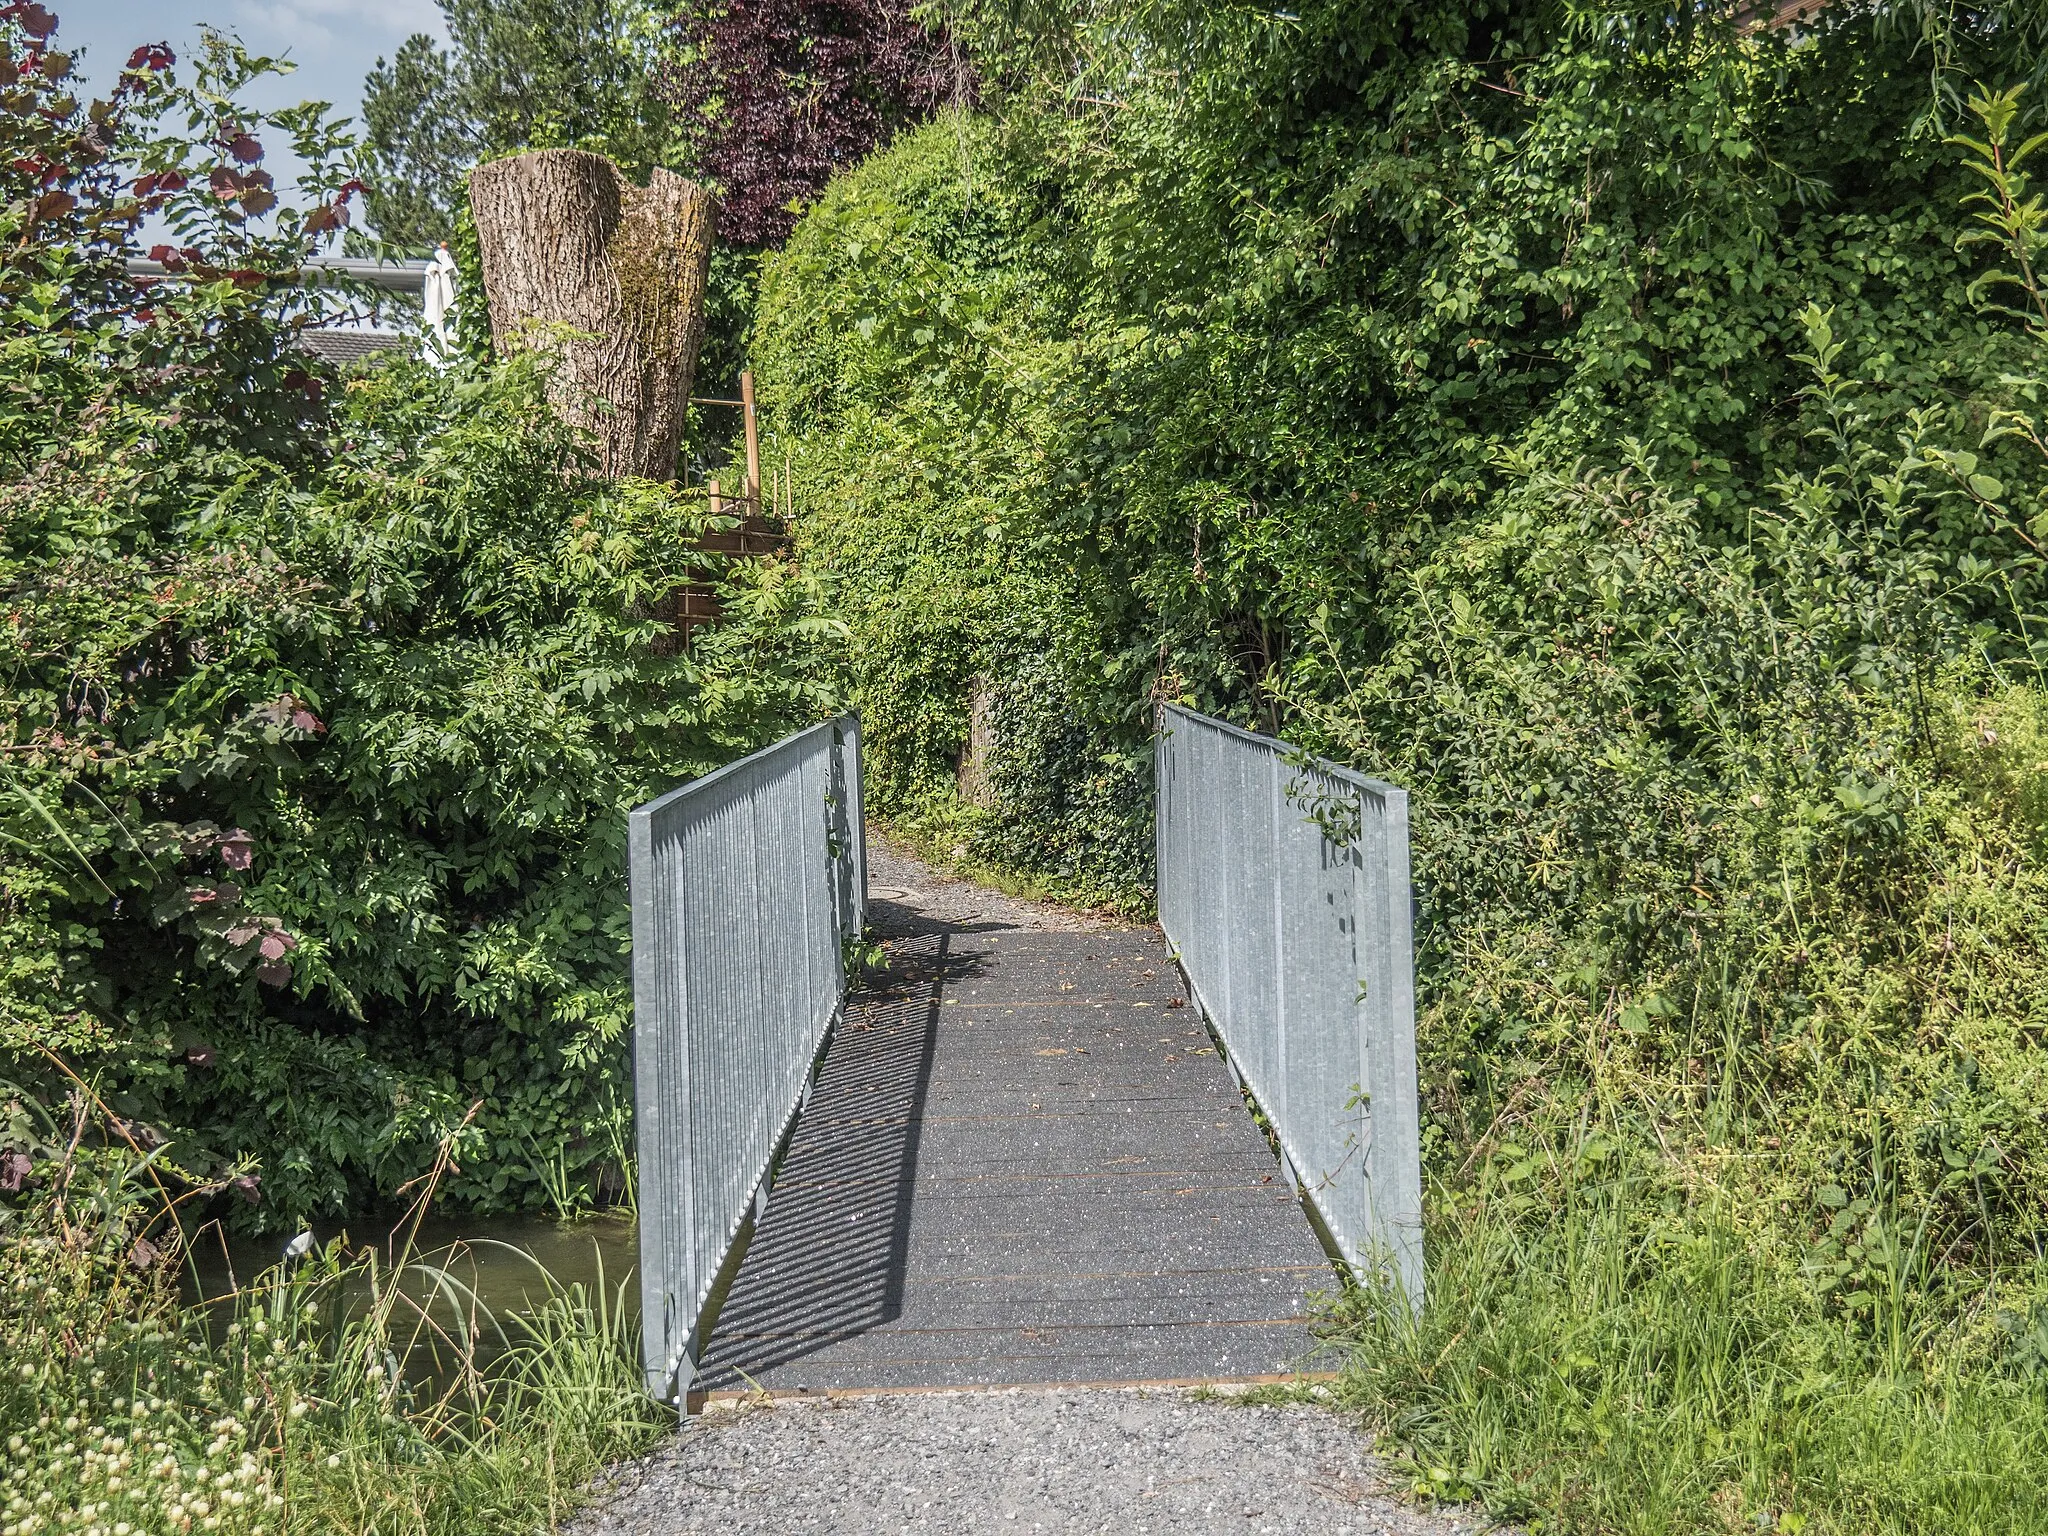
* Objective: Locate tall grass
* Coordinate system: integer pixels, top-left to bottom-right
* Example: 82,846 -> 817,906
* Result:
249,1238 -> 663,1534
0,1116 -> 664,1536
1327,1163 -> 2048,1535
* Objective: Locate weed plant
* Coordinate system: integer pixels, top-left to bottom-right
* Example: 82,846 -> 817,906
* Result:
1284,85 -> 2048,1524
754,6 -> 2048,1528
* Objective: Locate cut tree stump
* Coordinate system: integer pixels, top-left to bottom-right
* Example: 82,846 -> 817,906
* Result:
469,149 -> 715,481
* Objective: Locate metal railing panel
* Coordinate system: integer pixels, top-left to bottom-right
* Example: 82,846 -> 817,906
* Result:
629,715 -> 865,1399
1154,704 -> 1423,1305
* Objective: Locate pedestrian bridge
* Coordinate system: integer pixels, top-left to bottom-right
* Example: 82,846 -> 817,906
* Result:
627,707 -> 1421,1404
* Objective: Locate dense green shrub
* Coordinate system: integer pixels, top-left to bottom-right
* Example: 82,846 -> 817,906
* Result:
753,113 -> 1152,907
1,12 -> 833,1226
761,0 -> 2048,869
764,0 -> 2048,1235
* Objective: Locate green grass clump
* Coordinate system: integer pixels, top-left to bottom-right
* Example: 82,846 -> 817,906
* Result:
1327,1160 -> 2048,1535
0,1140 -> 664,1536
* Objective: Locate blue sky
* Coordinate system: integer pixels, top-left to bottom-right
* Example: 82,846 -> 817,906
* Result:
57,0 -> 450,219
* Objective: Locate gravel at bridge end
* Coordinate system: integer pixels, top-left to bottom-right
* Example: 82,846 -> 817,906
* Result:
570,1386 -> 1491,1536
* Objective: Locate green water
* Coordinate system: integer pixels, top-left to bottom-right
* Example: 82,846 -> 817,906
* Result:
184,1208 -> 641,1327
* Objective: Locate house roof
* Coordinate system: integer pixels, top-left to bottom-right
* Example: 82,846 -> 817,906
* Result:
297,329 -> 409,366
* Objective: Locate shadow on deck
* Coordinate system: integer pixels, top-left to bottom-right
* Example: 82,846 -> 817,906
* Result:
695,884 -> 1337,1393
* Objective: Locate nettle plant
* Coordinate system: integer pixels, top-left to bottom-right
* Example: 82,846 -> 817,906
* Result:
2,7 -> 834,1224
1948,83 -> 2048,504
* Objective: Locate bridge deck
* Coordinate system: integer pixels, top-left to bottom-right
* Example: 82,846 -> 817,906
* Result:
695,844 -> 1336,1394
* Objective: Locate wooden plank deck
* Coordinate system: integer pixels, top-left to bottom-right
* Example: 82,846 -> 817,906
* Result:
694,863 -> 1339,1393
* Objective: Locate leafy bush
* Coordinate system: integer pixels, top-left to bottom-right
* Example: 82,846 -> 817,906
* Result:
753,112 -> 1151,908
1284,369 -> 2048,1255
1,10 -> 835,1225
661,0 -> 963,248
767,0 -> 2048,1235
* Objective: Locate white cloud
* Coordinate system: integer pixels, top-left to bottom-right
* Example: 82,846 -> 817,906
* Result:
228,0 -> 447,51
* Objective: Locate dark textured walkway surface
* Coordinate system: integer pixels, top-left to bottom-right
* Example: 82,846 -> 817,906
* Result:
694,838 -> 1337,1393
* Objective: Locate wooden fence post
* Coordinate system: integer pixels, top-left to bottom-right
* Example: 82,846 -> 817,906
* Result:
740,369 -> 762,507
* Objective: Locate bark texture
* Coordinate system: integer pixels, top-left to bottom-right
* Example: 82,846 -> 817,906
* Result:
469,149 -> 716,481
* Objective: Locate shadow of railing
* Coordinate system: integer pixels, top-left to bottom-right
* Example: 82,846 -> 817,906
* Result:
695,930 -> 983,1384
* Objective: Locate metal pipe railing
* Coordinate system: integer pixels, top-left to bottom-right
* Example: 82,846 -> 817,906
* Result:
1154,704 -> 1424,1305
628,715 -> 865,1399
123,255 -> 431,291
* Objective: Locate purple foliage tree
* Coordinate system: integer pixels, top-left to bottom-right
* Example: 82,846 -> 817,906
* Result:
663,0 -> 966,248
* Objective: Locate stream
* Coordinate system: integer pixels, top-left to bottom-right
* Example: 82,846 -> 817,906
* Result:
182,1208 -> 642,1342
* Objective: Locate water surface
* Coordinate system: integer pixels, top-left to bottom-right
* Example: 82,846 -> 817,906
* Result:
183,1208 -> 641,1332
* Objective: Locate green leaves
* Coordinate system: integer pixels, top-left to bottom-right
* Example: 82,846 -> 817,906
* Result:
1949,83 -> 2048,333
754,23 -> 2048,1467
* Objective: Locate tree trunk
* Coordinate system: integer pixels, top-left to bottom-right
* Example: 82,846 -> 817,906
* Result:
469,149 -> 716,481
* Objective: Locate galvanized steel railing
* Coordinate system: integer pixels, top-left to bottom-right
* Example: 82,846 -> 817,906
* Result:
1154,704 -> 1424,1305
629,715 -> 866,1399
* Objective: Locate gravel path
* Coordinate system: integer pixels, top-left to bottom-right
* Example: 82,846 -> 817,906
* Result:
865,833 -> 1127,935
574,1387 -> 1487,1536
